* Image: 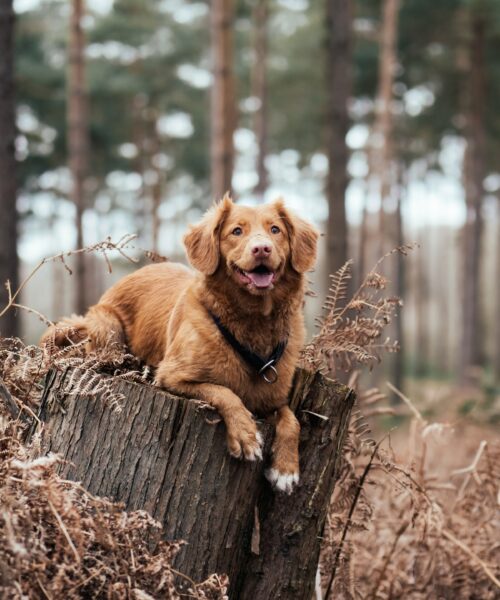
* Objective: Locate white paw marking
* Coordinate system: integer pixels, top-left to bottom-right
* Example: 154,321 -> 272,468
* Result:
244,430 -> 263,461
265,468 -> 299,494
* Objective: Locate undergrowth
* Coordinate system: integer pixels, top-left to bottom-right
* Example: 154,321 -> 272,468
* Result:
0,239 -> 498,599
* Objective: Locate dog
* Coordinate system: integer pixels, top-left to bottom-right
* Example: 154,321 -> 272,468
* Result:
41,195 -> 319,493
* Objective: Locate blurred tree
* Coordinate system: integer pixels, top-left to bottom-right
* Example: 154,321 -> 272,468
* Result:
68,0 -> 89,314
460,7 -> 487,379
211,0 -> 236,200
325,0 -> 352,276
0,0 -> 19,337
496,199 -> 500,384
251,0 -> 269,199
373,0 -> 400,259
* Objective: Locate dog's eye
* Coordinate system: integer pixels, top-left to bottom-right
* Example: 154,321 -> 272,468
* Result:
232,227 -> 243,236
271,225 -> 280,234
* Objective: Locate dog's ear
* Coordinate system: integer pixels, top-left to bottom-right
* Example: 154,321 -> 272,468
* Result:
183,193 -> 233,274
275,198 -> 319,273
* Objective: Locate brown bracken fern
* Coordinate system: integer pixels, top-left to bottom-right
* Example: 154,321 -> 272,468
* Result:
301,246 -> 413,376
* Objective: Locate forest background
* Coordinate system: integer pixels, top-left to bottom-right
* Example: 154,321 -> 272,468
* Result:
1,0 -> 499,421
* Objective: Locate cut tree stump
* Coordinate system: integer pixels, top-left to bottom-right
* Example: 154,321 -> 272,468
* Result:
35,367 -> 354,599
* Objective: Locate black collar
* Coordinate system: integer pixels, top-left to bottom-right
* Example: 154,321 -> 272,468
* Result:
208,310 -> 288,384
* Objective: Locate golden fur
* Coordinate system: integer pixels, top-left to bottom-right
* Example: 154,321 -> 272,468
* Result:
41,196 -> 319,493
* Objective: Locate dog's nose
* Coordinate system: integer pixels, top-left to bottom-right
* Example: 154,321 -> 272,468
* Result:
251,242 -> 272,257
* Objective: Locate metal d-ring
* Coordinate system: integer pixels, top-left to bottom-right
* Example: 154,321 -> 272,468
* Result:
259,360 -> 278,384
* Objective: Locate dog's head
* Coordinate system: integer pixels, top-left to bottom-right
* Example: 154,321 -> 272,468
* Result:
184,195 -> 319,295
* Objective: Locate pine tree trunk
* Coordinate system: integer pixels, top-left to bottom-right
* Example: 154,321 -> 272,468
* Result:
325,0 -> 352,277
495,199 -> 500,385
357,192 -> 368,288
68,0 -> 88,315
460,14 -> 486,380
392,175 -> 405,396
35,368 -> 354,599
373,0 -> 400,259
211,0 -> 236,201
252,0 -> 269,199
0,0 -> 19,338
414,230 -> 428,377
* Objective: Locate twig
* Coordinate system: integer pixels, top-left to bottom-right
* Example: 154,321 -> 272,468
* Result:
0,236 -> 138,320
0,378 -> 20,419
324,437 -> 384,600
442,529 -> 500,589
11,303 -> 54,326
48,500 -> 81,562
369,520 -> 409,599
386,381 -> 425,423
452,440 -> 487,502
67,567 -> 106,593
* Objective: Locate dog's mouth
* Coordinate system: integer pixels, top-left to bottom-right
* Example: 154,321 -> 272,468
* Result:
234,264 -> 276,289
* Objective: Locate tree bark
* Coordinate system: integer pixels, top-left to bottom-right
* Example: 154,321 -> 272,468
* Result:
0,0 -> 19,338
392,170 -> 405,396
252,0 -> 269,199
373,0 -> 400,259
325,0 -> 352,277
35,367 -> 354,599
495,199 -> 500,385
460,14 -> 486,380
210,0 -> 236,201
68,0 -> 89,315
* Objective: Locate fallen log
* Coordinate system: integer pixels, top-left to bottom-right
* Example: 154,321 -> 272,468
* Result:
35,367 -> 354,599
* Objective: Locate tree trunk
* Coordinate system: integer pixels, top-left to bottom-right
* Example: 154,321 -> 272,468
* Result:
414,229 -> 428,378
392,172 -> 405,396
495,199 -> 500,384
0,0 -> 19,338
325,0 -> 352,277
35,368 -> 354,599
373,0 -> 400,259
210,0 -> 236,201
68,0 -> 89,315
460,14 -> 486,381
357,182 -> 369,287
252,0 -> 269,199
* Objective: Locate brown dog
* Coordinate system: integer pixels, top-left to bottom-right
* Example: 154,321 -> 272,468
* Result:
41,196 -> 318,493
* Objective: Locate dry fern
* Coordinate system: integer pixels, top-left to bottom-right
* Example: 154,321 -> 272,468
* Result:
0,422 -> 228,599
319,381 -> 500,599
301,246 -> 413,376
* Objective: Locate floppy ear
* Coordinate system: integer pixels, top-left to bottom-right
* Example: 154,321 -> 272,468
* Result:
275,198 -> 319,273
183,193 -> 233,274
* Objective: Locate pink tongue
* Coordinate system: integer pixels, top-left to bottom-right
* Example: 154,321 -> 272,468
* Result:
247,270 -> 274,288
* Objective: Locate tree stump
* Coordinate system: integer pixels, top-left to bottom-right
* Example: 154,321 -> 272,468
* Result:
35,367 -> 354,599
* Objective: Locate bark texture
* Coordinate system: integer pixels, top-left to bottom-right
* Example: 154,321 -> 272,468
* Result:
460,14 -> 486,379
210,0 -> 236,201
373,0 -> 400,259
68,0 -> 89,314
0,0 -> 19,337
325,0 -> 352,277
36,367 -> 354,599
252,0 -> 269,199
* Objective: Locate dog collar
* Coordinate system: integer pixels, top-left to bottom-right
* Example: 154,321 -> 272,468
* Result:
208,310 -> 288,384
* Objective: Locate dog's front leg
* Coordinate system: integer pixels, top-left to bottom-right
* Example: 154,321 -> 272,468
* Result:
265,405 -> 300,494
156,372 -> 263,461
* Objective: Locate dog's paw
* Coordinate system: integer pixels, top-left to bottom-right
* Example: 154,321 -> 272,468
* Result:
265,468 -> 299,494
227,427 -> 263,462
